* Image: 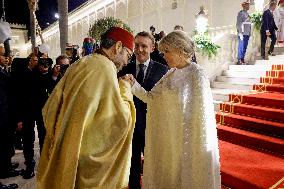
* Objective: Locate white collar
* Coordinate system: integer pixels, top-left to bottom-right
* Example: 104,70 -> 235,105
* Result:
136,58 -> 150,67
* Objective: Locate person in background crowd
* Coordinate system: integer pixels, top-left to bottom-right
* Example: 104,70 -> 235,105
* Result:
0,46 -> 21,185
0,182 -> 18,189
34,58 -> 53,153
275,0 -> 284,44
150,31 -> 168,65
118,31 -> 168,189
15,54 -> 39,179
174,25 -> 184,31
82,37 -> 95,56
261,0 -> 278,59
37,27 -> 136,189
236,0 -> 251,65
149,25 -> 160,42
66,44 -> 80,64
49,54 -> 70,92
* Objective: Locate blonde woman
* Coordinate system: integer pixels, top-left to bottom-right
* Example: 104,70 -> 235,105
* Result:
275,0 -> 284,43
122,31 -> 221,189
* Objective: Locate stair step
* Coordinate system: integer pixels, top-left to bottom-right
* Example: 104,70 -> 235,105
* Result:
260,77 -> 284,85
255,59 -> 284,65
214,100 -> 222,111
212,88 -> 249,103
272,64 -> 284,70
220,103 -> 284,123
220,140 -> 284,189
213,93 -> 229,102
216,76 -> 259,84
222,70 -> 266,78
218,124 -> 284,156
265,70 -> 284,77
253,84 -> 284,93
269,54 -> 284,60
216,113 -> 284,138
229,92 -> 284,109
229,65 -> 271,71
212,82 -> 252,90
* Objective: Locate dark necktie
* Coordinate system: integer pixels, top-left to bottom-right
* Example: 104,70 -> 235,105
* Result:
137,64 -> 146,84
1,67 -> 8,75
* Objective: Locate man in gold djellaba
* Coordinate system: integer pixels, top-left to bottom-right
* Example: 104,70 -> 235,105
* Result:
37,27 -> 136,189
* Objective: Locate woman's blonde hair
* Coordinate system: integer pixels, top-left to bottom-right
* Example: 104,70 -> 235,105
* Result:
158,30 -> 195,60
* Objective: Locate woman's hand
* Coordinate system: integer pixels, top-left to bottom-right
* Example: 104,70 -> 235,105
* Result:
120,74 -> 136,86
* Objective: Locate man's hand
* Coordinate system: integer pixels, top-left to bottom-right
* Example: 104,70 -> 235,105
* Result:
52,65 -> 61,78
17,122 -> 23,131
120,74 -> 135,86
239,33 -> 244,41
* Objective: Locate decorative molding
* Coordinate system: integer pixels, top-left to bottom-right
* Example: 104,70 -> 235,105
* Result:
9,23 -> 27,30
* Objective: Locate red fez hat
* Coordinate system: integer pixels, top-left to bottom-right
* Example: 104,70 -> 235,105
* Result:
279,0 -> 284,5
106,27 -> 134,51
83,37 -> 94,43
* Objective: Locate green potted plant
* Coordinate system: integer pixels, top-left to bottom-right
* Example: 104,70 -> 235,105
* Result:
250,12 -> 262,31
89,17 -> 133,42
193,33 -> 220,59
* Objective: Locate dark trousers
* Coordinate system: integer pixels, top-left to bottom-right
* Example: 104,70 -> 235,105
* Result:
15,130 -> 23,149
238,35 -> 250,63
36,116 -> 46,154
0,129 -> 13,175
261,30 -> 277,58
22,119 -> 35,171
0,119 -> 16,176
129,131 -> 144,189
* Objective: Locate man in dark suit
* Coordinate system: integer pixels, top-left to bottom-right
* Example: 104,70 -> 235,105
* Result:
0,46 -> 21,184
119,31 -> 168,189
15,55 -> 39,179
261,1 -> 278,59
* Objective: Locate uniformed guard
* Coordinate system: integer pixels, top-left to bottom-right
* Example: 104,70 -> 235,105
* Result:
236,0 -> 251,65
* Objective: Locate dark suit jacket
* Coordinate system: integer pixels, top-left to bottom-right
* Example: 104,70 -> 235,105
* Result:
118,59 -> 168,139
0,68 -> 11,130
261,9 -> 278,32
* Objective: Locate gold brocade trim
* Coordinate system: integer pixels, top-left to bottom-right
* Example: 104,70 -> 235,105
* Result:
219,113 -> 225,124
229,103 -> 235,114
230,94 -> 243,104
267,70 -> 271,77
220,103 -> 225,112
254,84 -> 267,92
269,177 -> 284,189
221,103 -> 235,114
275,71 -> 279,78
272,64 -> 284,71
261,77 -> 278,85
266,70 -> 280,78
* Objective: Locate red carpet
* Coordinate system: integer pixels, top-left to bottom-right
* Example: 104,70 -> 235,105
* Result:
217,64 -> 284,188
220,141 -> 284,189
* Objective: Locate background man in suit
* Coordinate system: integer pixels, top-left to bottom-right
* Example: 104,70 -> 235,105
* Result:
15,55 -> 39,179
261,1 -> 278,59
0,46 -> 21,187
119,31 -> 168,189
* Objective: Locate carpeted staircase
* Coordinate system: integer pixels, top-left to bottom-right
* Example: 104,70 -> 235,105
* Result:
216,59 -> 284,188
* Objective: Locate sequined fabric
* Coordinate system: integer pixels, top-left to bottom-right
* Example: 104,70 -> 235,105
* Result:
132,62 -> 221,189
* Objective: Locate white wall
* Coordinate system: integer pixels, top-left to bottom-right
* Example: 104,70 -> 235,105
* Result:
31,0 -> 265,61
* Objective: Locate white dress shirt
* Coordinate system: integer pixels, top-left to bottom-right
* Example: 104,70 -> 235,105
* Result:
135,58 -> 150,80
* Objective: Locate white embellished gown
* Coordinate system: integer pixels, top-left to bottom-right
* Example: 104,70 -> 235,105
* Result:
132,62 -> 221,189
276,7 -> 284,42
